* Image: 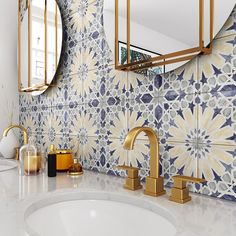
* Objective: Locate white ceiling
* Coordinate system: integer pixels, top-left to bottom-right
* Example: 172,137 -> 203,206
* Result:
104,0 -> 235,46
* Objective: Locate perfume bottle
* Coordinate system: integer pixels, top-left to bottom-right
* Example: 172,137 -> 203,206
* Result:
19,138 -> 42,176
67,158 -> 83,176
47,144 -> 57,177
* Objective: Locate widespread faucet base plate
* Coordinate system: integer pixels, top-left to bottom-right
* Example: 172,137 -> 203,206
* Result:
169,196 -> 192,204
124,184 -> 142,191
144,176 -> 166,197
144,190 -> 166,197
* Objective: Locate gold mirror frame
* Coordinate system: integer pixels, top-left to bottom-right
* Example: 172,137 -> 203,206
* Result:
18,0 -> 61,93
115,0 -> 214,72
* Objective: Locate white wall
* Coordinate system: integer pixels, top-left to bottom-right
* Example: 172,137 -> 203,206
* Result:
0,0 -> 19,135
104,10 -> 189,72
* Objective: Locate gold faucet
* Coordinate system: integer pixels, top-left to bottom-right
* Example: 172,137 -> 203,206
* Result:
123,127 -> 166,197
3,125 -> 28,145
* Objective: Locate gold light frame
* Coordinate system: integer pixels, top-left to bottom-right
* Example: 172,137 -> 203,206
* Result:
18,0 -> 60,93
115,0 -> 214,72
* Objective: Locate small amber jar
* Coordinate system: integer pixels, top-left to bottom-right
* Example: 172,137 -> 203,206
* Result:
56,149 -> 73,171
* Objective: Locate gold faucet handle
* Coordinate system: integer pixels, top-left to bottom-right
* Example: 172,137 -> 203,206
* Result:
116,165 -> 142,191
117,165 -> 140,178
170,175 -> 206,204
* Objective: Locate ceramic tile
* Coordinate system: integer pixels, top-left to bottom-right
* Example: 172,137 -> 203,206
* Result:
65,74 -> 84,106
160,141 -> 198,186
127,139 -> 150,168
84,68 -> 126,106
19,2 -> 236,202
106,137 -> 128,168
40,132 -> 65,153
80,136 -> 100,170
82,33 -> 113,71
128,99 -> 156,139
106,66 -> 128,101
128,71 -> 155,101
48,105 -> 70,136
197,144 -> 235,183
158,57 -> 198,97
198,35 -> 236,93
157,93 -> 197,143
198,92 -> 236,146
20,111 -> 37,137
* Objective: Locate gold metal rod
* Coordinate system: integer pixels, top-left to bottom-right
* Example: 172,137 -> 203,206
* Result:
28,0 -> 31,87
127,0 -> 131,64
199,0 -> 204,50
209,0 -> 214,51
115,0 -> 119,67
44,0 -> 48,84
116,46 -> 201,70
130,55 -> 196,72
55,2 -> 58,67
18,0 -> 21,92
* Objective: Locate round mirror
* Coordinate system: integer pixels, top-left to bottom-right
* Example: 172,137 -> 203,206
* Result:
104,0 -> 235,74
19,0 -> 62,95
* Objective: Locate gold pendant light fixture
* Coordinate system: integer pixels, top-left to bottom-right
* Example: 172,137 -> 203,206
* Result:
115,0 -> 214,72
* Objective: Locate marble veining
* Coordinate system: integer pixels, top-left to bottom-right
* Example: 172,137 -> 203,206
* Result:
0,168 -> 236,236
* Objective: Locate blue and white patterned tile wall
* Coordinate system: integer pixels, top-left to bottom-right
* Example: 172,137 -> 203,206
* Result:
20,0 -> 236,202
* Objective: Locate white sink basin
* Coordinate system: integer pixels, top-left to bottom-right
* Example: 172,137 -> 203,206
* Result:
25,193 -> 177,236
0,159 -> 17,172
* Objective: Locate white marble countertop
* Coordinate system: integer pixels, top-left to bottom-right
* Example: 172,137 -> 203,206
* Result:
0,166 -> 236,236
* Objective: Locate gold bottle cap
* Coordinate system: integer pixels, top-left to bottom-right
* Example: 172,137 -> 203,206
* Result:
49,144 -> 56,154
56,149 -> 72,154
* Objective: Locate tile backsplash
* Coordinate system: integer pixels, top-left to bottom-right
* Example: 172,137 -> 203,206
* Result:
20,1 -> 236,202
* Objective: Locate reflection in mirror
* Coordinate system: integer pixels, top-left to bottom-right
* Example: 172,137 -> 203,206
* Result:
18,0 -> 62,96
104,0 -> 235,74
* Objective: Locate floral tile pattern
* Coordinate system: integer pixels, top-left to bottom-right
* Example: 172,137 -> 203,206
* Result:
198,35 -> 236,93
198,91 -> 236,146
19,1 -> 236,202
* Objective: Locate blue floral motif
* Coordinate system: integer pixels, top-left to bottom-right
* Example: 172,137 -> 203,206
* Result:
19,1 -> 236,202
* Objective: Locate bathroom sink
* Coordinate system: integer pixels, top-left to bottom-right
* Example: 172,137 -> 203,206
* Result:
0,159 -> 17,172
25,192 -> 177,236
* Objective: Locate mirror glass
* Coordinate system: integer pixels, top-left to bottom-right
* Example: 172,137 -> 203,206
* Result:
19,0 -> 62,95
104,0 -> 235,74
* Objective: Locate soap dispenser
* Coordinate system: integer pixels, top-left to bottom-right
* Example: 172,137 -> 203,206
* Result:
19,137 -> 42,176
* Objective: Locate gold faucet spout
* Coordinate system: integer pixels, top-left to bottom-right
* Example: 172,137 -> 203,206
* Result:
3,125 -> 28,145
123,126 -> 165,197
124,127 -> 160,178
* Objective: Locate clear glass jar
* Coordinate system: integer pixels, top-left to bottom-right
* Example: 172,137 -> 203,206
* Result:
19,138 -> 43,176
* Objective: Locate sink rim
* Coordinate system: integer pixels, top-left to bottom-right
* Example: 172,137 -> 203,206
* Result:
24,191 -> 177,236
0,159 -> 17,172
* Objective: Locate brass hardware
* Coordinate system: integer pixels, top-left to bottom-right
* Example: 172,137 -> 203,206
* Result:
3,125 -> 28,145
117,165 -> 142,191
115,0 -> 214,72
123,127 -> 166,197
169,175 -> 206,204
18,0 -> 61,93
15,147 -> 20,160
